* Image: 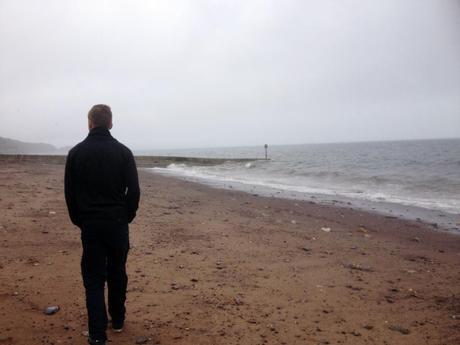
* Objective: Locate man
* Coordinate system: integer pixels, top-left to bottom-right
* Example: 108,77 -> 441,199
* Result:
64,104 -> 140,345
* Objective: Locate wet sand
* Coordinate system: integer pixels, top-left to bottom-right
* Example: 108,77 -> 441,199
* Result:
0,162 -> 459,345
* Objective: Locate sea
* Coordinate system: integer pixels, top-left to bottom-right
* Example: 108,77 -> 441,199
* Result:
141,139 -> 460,232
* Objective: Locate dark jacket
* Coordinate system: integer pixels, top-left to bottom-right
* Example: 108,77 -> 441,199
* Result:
64,127 -> 140,226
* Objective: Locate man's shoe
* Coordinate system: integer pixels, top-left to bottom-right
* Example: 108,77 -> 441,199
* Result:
111,320 -> 124,333
88,337 -> 106,345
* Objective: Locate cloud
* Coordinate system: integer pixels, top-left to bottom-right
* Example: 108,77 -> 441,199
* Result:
1,0 -> 459,148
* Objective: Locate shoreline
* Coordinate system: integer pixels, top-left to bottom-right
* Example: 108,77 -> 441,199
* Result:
1,162 -> 459,344
147,168 -> 460,234
2,153 -> 458,233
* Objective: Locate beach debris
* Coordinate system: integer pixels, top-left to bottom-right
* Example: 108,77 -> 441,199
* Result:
81,330 -> 89,337
300,246 -> 311,252
268,324 -> 277,332
170,283 -> 183,290
358,226 -> 368,233
291,220 -> 297,224
385,296 -> 395,304
357,226 -> 371,237
321,227 -> 331,232
345,263 -> 374,272
452,315 -> 460,320
135,336 -> 150,344
216,261 -> 225,270
26,257 -> 39,265
48,211 -> 56,215
234,297 -> 243,305
190,278 -> 198,283
388,325 -> 410,335
44,306 -> 60,315
346,285 -> 363,291
411,237 -> 421,243
407,289 -> 422,299
363,325 -> 374,330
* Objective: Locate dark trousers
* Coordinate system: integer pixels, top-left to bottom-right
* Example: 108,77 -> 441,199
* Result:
80,222 -> 130,341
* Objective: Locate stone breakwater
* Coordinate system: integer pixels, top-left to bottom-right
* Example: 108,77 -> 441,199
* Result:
0,154 -> 258,168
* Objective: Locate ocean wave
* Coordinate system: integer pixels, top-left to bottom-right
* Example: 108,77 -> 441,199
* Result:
149,164 -> 460,214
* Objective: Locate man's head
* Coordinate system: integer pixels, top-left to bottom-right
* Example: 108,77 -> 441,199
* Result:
88,104 -> 113,130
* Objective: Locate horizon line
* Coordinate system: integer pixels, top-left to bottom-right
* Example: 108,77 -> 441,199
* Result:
133,136 -> 460,152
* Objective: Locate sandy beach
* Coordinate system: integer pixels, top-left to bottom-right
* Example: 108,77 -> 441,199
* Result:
0,161 -> 459,345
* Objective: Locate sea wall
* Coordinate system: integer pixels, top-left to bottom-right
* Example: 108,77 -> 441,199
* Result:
0,154 -> 257,168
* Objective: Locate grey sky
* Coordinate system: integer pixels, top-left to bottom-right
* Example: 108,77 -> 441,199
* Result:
1,0 -> 459,149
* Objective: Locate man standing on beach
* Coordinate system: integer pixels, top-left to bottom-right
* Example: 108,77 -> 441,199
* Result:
64,104 -> 140,345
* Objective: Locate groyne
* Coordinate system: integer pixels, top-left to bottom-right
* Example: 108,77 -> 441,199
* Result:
0,154 -> 258,168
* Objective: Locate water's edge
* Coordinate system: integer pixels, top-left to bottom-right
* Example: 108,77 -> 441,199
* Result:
146,167 -> 460,234
3,153 -> 457,233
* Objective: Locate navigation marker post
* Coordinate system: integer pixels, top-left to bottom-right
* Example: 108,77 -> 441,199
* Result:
264,144 -> 268,160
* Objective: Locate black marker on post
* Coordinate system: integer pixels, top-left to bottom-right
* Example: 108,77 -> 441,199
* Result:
264,144 -> 268,160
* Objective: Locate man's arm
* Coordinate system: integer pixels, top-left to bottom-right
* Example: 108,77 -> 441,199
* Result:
64,151 -> 81,227
124,150 -> 140,223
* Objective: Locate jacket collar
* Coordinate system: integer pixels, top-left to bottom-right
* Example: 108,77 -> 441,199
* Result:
88,127 -> 112,137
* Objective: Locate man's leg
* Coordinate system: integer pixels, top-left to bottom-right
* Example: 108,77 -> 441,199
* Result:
81,227 -> 108,342
106,223 -> 129,327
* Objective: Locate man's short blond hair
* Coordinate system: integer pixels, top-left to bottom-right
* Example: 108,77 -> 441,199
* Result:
88,104 -> 112,129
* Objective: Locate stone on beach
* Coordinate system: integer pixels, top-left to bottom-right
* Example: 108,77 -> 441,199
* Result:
135,335 -> 150,344
44,306 -> 60,315
389,325 -> 411,335
345,263 -> 374,272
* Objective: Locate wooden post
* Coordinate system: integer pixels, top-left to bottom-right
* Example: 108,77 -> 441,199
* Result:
264,144 -> 268,160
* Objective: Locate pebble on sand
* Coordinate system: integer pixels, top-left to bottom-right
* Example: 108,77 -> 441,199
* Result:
389,325 -> 410,335
44,306 -> 60,315
135,335 -> 150,344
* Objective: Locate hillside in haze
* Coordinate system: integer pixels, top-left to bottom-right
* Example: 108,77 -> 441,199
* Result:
0,136 -> 69,154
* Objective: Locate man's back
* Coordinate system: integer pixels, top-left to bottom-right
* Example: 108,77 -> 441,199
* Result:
65,127 -> 140,226
64,105 -> 140,345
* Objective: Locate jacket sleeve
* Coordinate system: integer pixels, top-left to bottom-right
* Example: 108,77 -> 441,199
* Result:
64,151 -> 81,227
124,149 -> 140,223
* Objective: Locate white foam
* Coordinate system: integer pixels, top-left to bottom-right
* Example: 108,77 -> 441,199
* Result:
149,165 -> 460,214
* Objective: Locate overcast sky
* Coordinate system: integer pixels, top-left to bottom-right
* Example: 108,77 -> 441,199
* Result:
0,0 -> 459,149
